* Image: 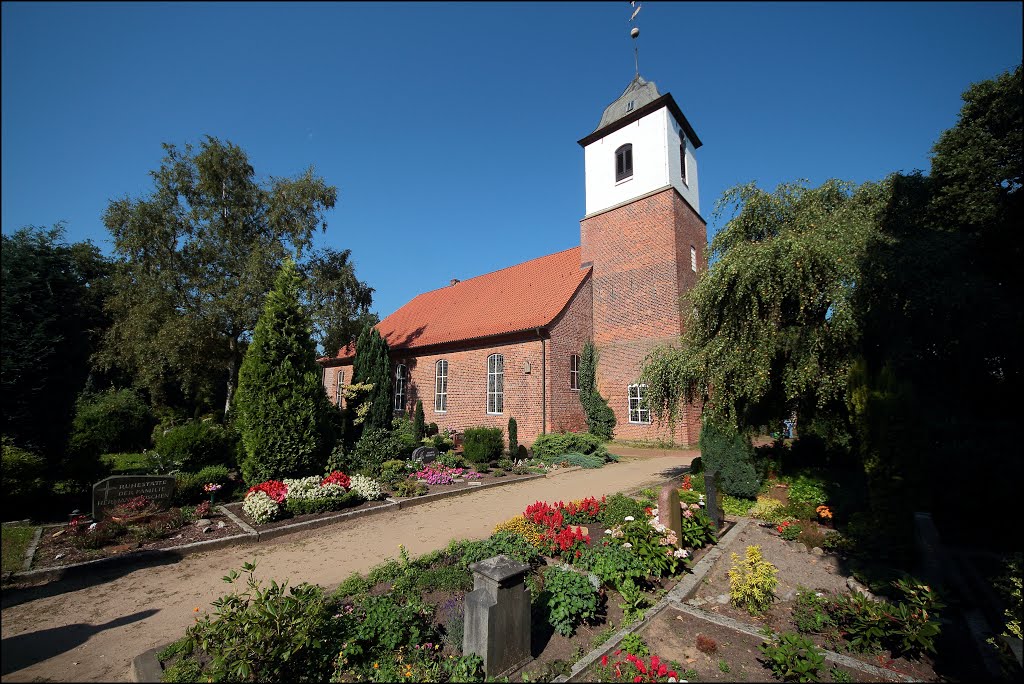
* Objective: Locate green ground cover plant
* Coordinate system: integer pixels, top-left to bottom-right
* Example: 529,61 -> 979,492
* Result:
759,630 -> 826,682
541,565 -> 601,636
1,525 -> 35,573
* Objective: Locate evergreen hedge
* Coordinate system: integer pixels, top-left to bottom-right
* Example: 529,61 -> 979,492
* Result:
462,427 -> 504,463
579,342 -> 616,440
699,420 -> 761,498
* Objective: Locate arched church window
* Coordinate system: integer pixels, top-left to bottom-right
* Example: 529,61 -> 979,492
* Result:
615,144 -> 633,182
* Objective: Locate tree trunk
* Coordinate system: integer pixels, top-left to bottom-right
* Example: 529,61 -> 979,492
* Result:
224,335 -> 238,419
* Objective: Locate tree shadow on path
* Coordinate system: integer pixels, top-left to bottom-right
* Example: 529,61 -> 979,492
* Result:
1,609 -> 158,676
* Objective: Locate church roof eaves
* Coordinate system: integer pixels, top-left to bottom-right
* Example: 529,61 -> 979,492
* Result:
578,91 -> 702,149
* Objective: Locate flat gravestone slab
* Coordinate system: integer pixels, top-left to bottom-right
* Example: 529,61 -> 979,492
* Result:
92,475 -> 175,520
411,446 -> 439,463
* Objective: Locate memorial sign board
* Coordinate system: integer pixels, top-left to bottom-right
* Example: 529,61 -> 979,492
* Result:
92,475 -> 175,520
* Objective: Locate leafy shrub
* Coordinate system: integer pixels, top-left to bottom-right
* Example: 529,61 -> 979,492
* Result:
543,566 -> 601,636
68,388 -> 155,459
689,471 -> 706,493
154,420 -> 234,472
451,531 -> 541,569
780,522 -> 804,541
426,422 -> 439,437
430,431 -> 455,452
497,457 -> 515,470
831,577 -> 944,657
750,496 -> 788,525
699,420 -> 761,498
599,493 -> 646,529
186,562 -> 337,681
66,518 -> 127,549
462,426 -> 504,463
392,479 -> 428,498
785,473 -> 829,506
575,542 -> 648,590
391,416 -> 420,458
728,545 -> 778,615
679,505 -> 717,548
436,451 -> 464,468
620,632 -> 650,657
792,587 -> 838,636
758,631 -> 825,682
413,401 -> 426,441
784,501 -> 818,521
351,427 -> 402,475
679,489 -> 702,505
332,593 -> 437,679
1,439 -> 47,518
689,456 -> 704,474
532,432 -> 608,460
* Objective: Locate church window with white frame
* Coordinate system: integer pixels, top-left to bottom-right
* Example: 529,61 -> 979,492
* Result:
434,360 -> 448,412
335,369 -> 344,407
570,354 -> 580,390
628,383 -> 651,424
690,245 -> 697,272
487,354 -> 504,414
394,364 -> 407,412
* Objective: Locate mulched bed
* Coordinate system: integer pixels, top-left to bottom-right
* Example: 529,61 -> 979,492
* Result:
223,499 -> 393,531
30,508 -> 245,570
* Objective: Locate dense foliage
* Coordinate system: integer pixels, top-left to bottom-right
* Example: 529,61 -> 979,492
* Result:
697,420 -> 760,498
236,261 -> 336,485
154,420 -> 234,472
1,225 -> 113,460
462,426 -> 504,463
350,324 -> 392,435
578,341 -> 616,439
531,431 -> 608,460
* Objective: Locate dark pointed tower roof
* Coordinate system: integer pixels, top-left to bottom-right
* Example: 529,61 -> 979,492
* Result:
579,74 -> 702,149
593,74 -> 662,131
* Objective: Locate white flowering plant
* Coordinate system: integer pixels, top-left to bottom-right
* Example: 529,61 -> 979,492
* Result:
242,490 -> 280,525
282,476 -> 349,500
349,474 -> 386,501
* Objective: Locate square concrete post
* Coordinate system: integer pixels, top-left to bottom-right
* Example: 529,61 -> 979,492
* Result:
464,554 -> 532,677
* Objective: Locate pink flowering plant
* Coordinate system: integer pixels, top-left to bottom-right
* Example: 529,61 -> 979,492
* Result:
414,462 -> 483,485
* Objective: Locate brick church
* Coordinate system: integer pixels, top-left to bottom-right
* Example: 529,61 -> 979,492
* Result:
320,74 -> 706,446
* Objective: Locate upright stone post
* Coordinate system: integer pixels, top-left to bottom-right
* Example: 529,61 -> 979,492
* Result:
704,472 -> 724,532
464,555 -> 532,677
657,484 -> 683,547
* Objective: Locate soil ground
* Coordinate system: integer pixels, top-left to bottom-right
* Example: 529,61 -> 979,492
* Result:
0,448 -> 694,683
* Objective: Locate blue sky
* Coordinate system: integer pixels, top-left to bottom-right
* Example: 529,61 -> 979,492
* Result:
2,2 -> 1021,321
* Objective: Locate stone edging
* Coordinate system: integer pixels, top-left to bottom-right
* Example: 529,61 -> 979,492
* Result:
558,516 -> 917,683
556,517 -> 750,683
8,473 -> 550,587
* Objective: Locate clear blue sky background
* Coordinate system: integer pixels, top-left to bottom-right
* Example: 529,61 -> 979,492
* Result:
3,2 -> 1021,322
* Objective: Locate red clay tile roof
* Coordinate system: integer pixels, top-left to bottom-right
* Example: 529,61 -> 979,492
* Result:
325,247 -> 590,362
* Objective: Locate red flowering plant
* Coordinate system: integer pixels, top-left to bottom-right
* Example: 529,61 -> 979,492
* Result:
321,471 -> 352,490
245,480 -> 288,504
524,500 -> 595,559
561,496 -> 606,525
593,650 -> 679,682
681,474 -> 693,491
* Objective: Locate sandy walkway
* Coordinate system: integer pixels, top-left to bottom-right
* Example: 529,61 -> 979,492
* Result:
1,452 -> 693,682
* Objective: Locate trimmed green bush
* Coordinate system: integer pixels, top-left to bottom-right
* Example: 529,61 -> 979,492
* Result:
538,452 -> 604,469
236,261 -> 336,485
413,401 -> 425,441
68,388 -> 154,459
699,420 -> 761,498
508,417 -> 518,457
532,431 -> 608,460
174,465 -> 233,505
391,417 -> 419,458
154,420 -> 233,471
462,426 -> 504,464
599,493 -> 646,528
284,491 -> 362,515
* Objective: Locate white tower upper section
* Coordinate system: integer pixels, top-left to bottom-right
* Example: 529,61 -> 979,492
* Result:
579,75 -> 702,217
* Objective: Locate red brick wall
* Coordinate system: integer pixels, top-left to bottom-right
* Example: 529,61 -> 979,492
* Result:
580,186 -> 707,446
545,278 -> 593,435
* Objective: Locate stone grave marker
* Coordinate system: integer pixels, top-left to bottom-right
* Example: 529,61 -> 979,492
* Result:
658,483 -> 683,547
411,446 -> 439,464
704,471 -> 725,532
92,475 -> 175,520
464,555 -> 532,676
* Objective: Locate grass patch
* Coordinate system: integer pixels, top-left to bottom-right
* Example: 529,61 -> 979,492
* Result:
100,452 -> 151,474
1,525 -> 37,573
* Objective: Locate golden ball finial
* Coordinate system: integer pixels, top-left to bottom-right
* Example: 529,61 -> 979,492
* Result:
631,27 -> 640,39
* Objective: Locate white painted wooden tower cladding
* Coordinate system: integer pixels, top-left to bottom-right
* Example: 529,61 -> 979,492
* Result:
581,75 -> 701,216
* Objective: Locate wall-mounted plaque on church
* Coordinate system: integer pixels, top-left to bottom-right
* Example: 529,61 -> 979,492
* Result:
92,475 -> 175,520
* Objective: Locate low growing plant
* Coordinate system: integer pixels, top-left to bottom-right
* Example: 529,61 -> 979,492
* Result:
543,565 -> 601,637
758,630 -> 826,682
619,633 -> 649,657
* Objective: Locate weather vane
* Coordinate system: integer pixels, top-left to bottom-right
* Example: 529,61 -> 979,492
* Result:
629,2 -> 642,76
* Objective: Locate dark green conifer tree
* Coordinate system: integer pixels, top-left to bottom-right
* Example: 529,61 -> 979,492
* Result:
235,260 -> 335,484
351,323 -> 392,433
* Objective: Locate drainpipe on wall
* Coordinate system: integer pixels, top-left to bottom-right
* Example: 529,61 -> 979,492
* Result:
536,327 -> 546,435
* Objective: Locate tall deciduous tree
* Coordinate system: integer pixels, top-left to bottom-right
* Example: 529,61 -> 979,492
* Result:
235,260 -> 335,485
301,247 -> 378,356
640,178 -> 887,439
1,225 -> 113,459
350,323 -> 392,436
98,136 -> 338,418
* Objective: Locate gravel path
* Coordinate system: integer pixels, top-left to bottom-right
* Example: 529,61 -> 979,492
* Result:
0,451 -> 694,683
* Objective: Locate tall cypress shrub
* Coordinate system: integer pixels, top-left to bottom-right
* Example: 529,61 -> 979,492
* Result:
579,341 -> 616,440
508,417 -> 518,457
351,323 -> 392,433
413,400 -> 426,441
236,260 -> 335,485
